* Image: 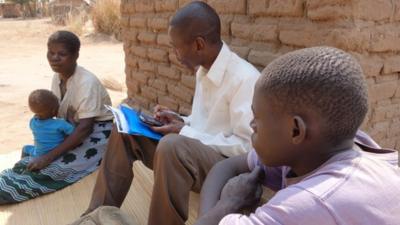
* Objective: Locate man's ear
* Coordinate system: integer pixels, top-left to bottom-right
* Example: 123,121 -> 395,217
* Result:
292,115 -> 306,145
194,36 -> 206,51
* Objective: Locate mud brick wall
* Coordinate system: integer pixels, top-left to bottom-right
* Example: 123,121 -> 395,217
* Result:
121,0 -> 400,149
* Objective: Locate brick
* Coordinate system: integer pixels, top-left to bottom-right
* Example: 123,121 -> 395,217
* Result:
231,22 -> 252,40
169,52 -> 182,66
307,4 -> 352,21
155,0 -> 177,12
168,84 -> 194,103
149,79 -> 167,92
179,102 -> 192,116
369,25 -> 400,52
126,79 -> 140,95
230,46 -> 250,59
121,15 -> 130,27
220,15 -> 234,36
130,45 -> 147,58
158,65 -> 181,80
157,33 -> 170,47
375,74 -> 399,84
131,69 -> 150,84
181,74 -> 196,89
125,56 -> 138,68
368,81 -> 398,102
248,50 -> 278,67
135,1 -> 154,12
353,0 -> 392,21
122,30 -> 137,42
208,0 -> 246,14
353,53 -> 383,77
383,56 -> 400,74
132,95 -> 150,109
138,59 -> 156,72
158,96 -> 179,111
249,0 -> 267,16
268,0 -> 304,17
252,24 -> 278,42
130,16 -> 147,28
148,17 -> 169,31
141,86 -> 159,101
306,0 -> 348,9
179,0 -> 193,7
147,48 -> 169,62
138,32 -> 157,44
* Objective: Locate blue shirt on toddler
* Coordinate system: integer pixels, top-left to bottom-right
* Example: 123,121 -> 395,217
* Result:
23,116 -> 75,157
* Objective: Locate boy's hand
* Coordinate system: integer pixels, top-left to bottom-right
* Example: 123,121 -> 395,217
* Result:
220,166 -> 264,211
27,154 -> 53,171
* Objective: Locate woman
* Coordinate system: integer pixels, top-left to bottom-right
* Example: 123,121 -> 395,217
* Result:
0,31 -> 113,204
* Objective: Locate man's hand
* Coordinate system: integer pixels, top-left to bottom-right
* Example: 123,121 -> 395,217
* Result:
27,153 -> 54,171
220,166 -> 264,211
151,105 -> 184,134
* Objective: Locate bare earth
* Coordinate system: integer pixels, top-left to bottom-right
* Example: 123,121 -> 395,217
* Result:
0,18 -> 126,157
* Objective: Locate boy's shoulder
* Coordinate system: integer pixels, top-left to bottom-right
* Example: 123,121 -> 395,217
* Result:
293,149 -> 400,201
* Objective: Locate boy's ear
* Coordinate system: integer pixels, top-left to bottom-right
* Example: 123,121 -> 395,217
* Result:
292,116 -> 306,145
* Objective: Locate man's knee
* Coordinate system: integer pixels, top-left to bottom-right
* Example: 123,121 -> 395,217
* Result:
156,134 -> 187,160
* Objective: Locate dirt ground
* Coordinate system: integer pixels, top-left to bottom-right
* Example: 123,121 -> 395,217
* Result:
0,17 -> 126,160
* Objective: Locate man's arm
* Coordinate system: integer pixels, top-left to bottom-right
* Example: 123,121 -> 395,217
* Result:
199,154 -> 250,216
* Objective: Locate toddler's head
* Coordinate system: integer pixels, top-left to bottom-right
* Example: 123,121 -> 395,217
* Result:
28,89 -> 59,119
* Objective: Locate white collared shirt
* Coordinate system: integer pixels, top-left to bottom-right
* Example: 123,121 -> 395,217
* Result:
179,43 -> 260,157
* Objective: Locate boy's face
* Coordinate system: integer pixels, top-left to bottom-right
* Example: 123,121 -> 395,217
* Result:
250,86 -> 294,167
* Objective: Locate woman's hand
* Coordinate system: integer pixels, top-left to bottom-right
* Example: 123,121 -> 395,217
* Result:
27,154 -> 54,171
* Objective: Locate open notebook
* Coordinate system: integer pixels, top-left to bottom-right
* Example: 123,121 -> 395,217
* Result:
105,105 -> 163,141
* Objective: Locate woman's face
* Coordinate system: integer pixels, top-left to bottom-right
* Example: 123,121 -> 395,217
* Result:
47,42 -> 78,75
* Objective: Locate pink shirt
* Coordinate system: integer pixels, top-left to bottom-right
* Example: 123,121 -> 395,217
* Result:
219,149 -> 400,225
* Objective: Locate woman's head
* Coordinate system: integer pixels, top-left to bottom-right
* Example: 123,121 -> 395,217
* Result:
47,31 -> 80,76
29,89 -> 60,119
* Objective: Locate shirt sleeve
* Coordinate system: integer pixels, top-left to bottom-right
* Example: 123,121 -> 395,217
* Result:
75,78 -> 104,119
219,187 -> 336,225
59,119 -> 75,135
179,75 -> 256,157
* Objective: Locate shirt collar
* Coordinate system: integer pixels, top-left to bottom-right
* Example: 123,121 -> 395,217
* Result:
197,42 -> 231,87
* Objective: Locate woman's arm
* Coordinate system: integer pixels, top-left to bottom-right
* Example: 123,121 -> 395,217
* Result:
199,154 -> 250,216
27,118 -> 95,171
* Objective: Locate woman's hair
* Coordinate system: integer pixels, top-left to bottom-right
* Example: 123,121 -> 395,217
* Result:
48,30 -> 81,54
29,89 -> 59,118
257,46 -> 368,145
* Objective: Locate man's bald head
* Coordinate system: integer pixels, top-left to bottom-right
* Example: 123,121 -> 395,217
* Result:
170,1 -> 221,44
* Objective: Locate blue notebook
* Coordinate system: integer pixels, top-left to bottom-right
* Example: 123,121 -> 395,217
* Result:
106,105 -> 163,141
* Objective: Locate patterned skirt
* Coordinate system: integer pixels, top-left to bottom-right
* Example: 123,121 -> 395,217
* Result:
0,121 -> 112,204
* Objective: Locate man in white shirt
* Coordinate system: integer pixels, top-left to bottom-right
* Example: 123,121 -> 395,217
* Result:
84,2 -> 260,225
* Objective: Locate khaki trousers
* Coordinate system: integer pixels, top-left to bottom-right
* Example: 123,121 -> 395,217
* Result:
87,125 -> 226,225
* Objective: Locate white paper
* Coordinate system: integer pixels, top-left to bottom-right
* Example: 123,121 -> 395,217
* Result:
105,105 -> 129,133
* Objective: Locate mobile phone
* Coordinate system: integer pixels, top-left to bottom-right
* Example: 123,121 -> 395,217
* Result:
138,111 -> 164,127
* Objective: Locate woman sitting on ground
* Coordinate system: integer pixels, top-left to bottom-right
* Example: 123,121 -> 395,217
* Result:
0,30 -> 113,204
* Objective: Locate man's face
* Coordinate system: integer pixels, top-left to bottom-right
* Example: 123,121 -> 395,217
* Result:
250,85 -> 293,167
168,26 -> 200,70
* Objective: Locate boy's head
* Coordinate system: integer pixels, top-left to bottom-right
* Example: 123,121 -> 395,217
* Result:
250,46 -> 368,167
28,89 -> 60,119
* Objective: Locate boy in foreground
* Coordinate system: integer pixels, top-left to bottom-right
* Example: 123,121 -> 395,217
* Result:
195,47 -> 400,225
